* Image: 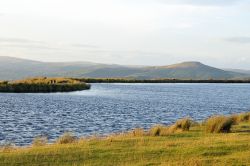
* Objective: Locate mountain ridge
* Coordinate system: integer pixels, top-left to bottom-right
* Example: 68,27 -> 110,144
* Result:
0,56 -> 248,80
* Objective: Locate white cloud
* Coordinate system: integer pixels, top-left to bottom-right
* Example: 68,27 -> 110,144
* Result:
0,0 -> 249,68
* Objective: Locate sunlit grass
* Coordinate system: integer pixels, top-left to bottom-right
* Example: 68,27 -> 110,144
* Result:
1,113 -> 250,165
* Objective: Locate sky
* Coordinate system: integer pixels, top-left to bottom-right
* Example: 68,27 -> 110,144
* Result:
0,0 -> 250,69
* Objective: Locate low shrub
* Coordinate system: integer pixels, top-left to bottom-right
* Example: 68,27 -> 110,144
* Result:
205,116 -> 233,133
56,133 -> 77,144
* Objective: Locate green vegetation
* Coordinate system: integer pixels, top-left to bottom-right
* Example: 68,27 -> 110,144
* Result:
1,113 -> 250,165
0,77 -> 90,93
78,78 -> 250,83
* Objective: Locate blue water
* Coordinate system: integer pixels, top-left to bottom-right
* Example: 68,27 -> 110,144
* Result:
1,83 -> 250,145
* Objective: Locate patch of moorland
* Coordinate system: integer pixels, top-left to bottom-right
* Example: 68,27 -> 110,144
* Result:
0,77 -> 90,93
1,112 -> 250,165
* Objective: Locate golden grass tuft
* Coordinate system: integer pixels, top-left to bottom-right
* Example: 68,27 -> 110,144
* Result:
205,116 -> 234,133
172,118 -> 192,131
132,128 -> 145,137
231,112 -> 250,124
32,136 -> 48,146
149,118 -> 192,136
149,125 -> 170,136
56,132 -> 77,144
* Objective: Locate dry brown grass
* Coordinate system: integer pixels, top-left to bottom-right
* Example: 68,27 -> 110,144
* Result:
172,118 -> 192,131
148,118 -> 192,136
12,77 -> 81,84
231,112 -> 250,124
205,116 -> 234,133
32,136 -> 48,147
56,132 -> 77,144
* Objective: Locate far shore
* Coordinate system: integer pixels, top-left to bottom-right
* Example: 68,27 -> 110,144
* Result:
77,78 -> 250,83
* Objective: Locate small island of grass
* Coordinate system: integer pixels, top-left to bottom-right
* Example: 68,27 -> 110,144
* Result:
0,77 -> 91,93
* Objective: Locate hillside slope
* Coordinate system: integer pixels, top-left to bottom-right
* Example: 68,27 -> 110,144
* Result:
0,56 -> 248,80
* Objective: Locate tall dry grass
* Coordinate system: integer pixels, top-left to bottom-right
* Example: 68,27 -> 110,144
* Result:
205,116 -> 233,133
231,112 -> 250,124
32,136 -> 48,146
56,132 -> 77,144
149,118 -> 192,136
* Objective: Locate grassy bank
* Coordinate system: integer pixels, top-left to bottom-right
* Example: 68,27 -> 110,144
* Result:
0,77 -> 90,93
1,113 -> 250,165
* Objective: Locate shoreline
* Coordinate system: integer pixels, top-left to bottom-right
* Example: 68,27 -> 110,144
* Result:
78,78 -> 250,84
1,112 -> 250,165
0,77 -> 91,93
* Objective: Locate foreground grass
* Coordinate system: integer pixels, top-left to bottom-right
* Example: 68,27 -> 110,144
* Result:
1,122 -> 250,166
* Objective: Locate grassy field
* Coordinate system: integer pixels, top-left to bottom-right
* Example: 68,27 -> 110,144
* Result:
1,114 -> 250,166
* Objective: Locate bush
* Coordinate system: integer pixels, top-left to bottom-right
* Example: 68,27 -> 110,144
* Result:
56,133 -> 77,144
33,136 -> 48,146
205,116 -> 234,133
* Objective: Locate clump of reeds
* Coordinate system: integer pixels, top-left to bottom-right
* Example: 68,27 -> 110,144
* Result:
149,125 -> 167,136
205,116 -> 233,133
231,112 -> 250,124
172,118 -> 192,131
56,132 -> 77,144
132,128 -> 145,137
32,136 -> 48,146
149,118 -> 192,136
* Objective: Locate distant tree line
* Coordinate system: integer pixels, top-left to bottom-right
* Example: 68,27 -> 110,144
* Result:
77,78 -> 250,84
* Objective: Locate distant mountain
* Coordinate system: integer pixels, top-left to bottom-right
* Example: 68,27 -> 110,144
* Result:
0,56 -> 248,80
223,68 -> 250,75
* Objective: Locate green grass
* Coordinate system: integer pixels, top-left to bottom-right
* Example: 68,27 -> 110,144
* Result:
1,121 -> 250,165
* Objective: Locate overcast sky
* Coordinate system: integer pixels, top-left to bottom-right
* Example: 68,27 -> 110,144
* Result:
0,0 -> 250,69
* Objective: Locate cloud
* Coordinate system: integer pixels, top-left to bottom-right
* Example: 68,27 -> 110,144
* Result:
0,37 -> 58,50
225,37 -> 250,44
71,44 -> 99,49
157,0 -> 242,6
0,44 -> 58,50
0,37 -> 44,44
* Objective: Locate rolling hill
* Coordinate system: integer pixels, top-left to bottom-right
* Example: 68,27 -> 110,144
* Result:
0,56 -> 248,80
